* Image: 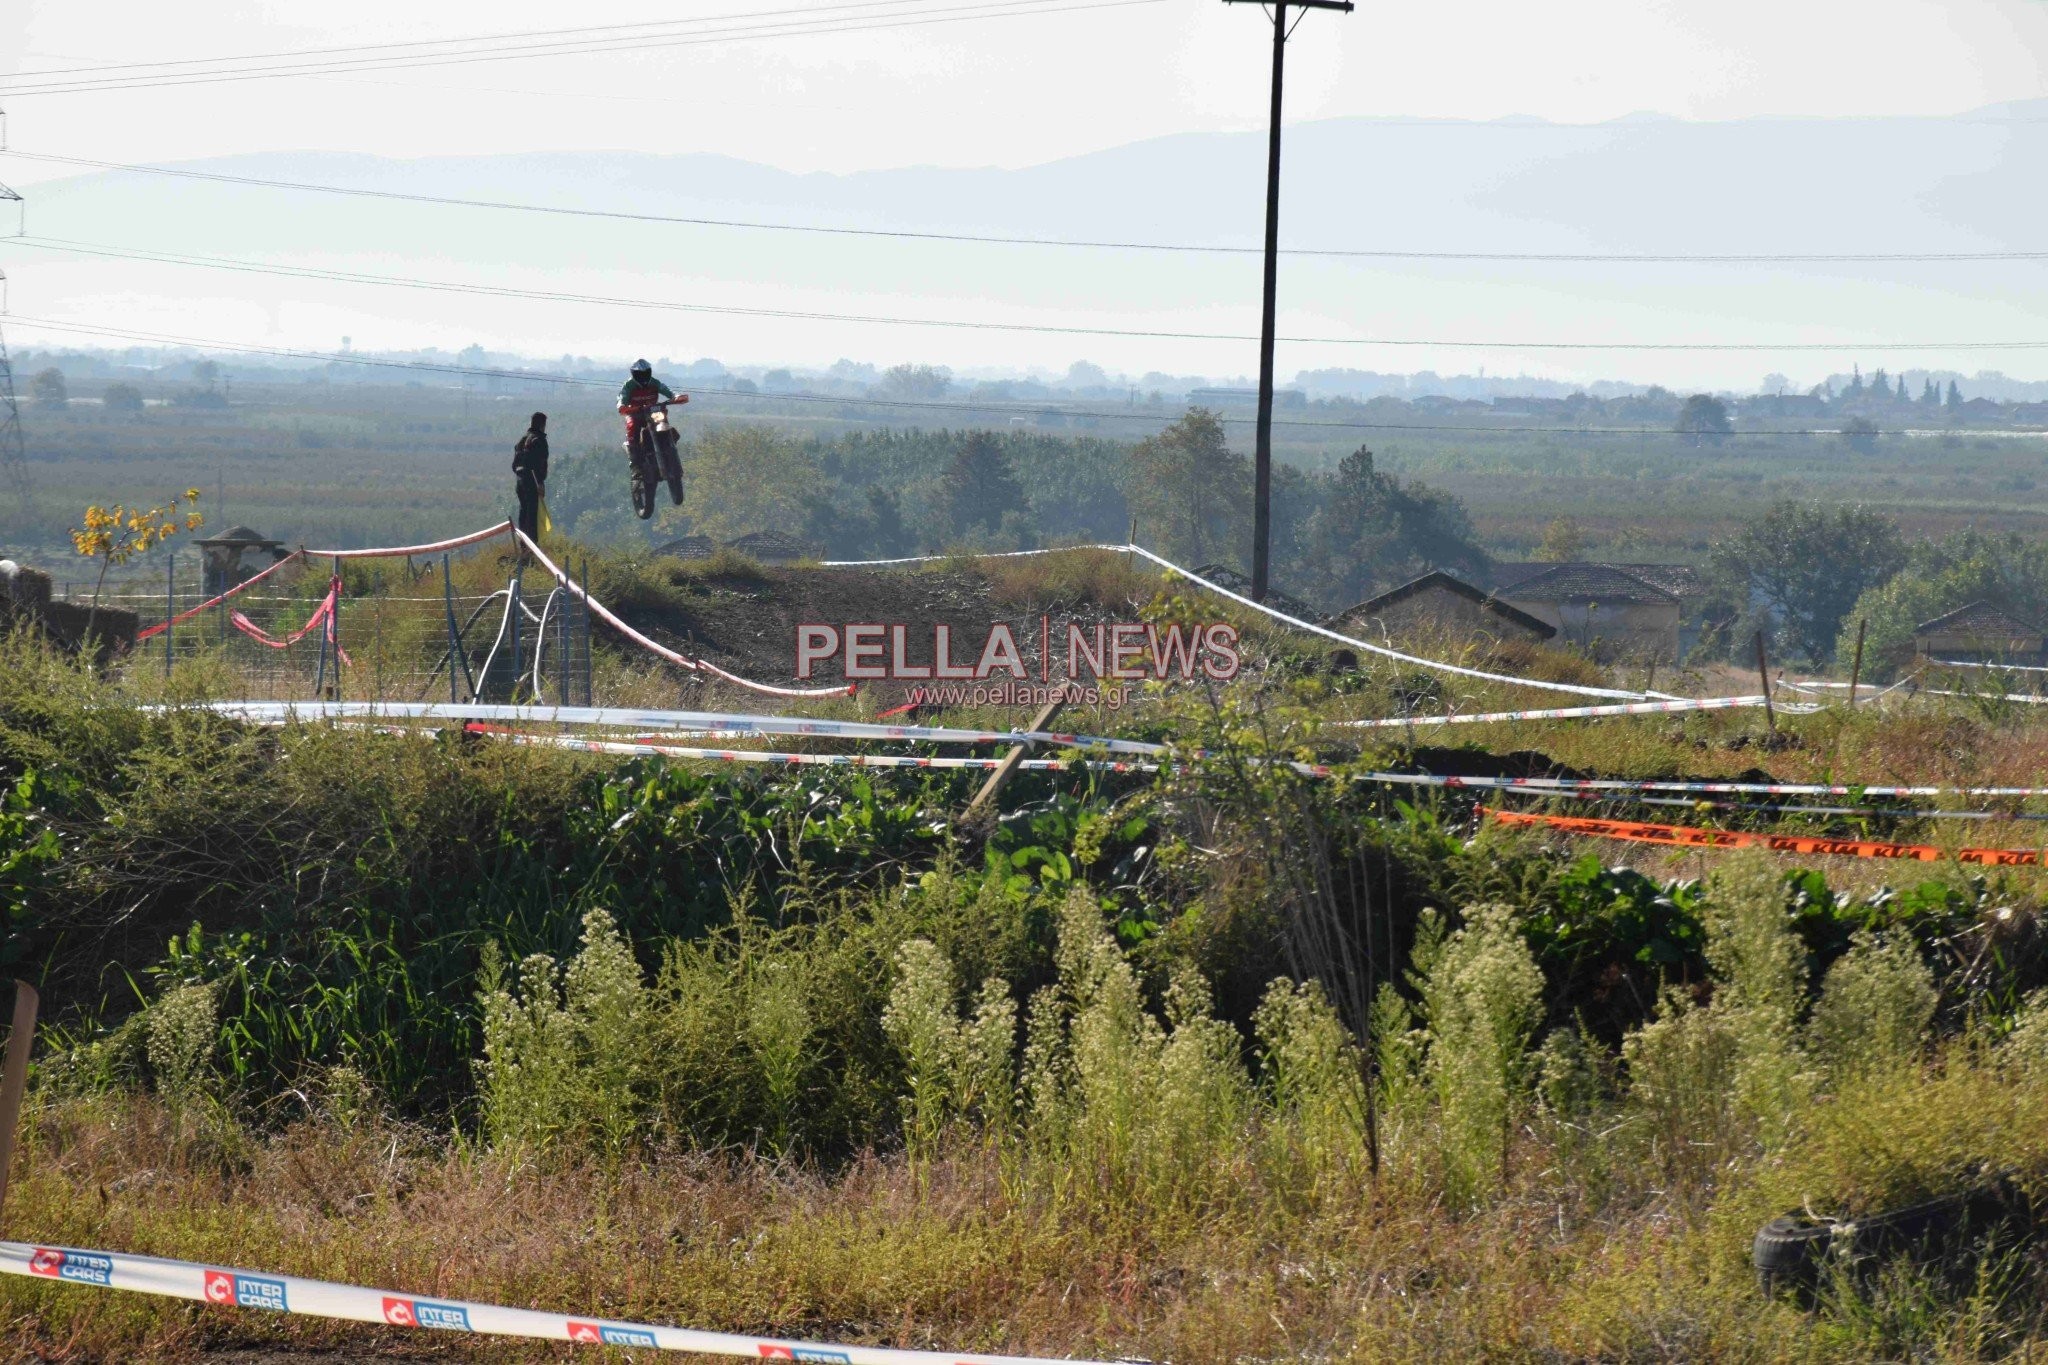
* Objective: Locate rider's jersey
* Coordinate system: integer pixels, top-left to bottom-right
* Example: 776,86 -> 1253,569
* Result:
617,377 -> 676,411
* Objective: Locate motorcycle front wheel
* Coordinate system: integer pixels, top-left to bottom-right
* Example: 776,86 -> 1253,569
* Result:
658,435 -> 684,506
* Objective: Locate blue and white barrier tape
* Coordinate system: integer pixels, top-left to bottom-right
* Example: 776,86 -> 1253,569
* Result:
0,1241 -> 1114,1362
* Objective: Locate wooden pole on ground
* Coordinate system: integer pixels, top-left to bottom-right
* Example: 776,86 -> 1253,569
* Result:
1753,629 -> 1777,736
0,981 -> 40,1226
967,692 -> 1068,821
1848,618 -> 1868,709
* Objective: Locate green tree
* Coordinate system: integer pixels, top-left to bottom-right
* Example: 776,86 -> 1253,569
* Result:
1535,516 -> 1586,562
1298,445 -> 1485,606
1126,408 -> 1250,566
939,431 -> 1027,540
1834,530 -> 2048,679
1947,380 -> 1963,409
102,383 -> 144,415
1709,500 -> 1906,664
876,364 -> 951,402
31,368 -> 66,407
682,425 -> 824,543
1839,416 -> 1880,454
1674,394 -> 1732,445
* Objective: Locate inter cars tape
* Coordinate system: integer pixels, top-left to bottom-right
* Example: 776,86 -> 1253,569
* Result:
196,700 -> 1171,757
472,726 -> 1161,773
821,541 -> 1671,702
1338,694 -> 1812,728
0,1242 -> 1115,1363
1480,806 -> 2045,865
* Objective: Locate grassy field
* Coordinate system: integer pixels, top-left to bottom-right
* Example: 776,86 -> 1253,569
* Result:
3,543 -> 2048,1359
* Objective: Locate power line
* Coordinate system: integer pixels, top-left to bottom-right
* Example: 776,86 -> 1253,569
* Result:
0,0 -> 1157,97
1,0 -> 962,80
9,314 -> 2044,439
14,235 -> 2048,353
6,149 -> 2041,266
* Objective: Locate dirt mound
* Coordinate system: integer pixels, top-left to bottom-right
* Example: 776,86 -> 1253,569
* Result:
609,563 -> 1146,708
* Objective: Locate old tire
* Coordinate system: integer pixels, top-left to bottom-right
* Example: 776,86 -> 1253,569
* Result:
1754,1215 -> 1836,1291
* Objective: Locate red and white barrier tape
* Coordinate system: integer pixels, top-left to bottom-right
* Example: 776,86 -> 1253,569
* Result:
228,579 -> 349,661
308,521 -> 517,560
195,701 -> 1169,756
474,727 -> 1160,773
1338,693 -> 1808,728
513,530 -> 854,699
1357,771 -> 2048,799
135,548 -> 306,641
0,1241 -> 1114,1363
820,541 -> 1669,702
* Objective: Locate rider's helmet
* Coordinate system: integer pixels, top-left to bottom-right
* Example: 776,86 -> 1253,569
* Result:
630,359 -> 653,379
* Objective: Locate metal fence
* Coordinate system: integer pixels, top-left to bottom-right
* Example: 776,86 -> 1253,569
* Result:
66,548 -> 593,705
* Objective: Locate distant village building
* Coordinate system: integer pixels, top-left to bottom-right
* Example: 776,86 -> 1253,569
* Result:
1911,601 -> 2047,666
1492,563 -> 1682,662
1185,388 -> 1307,411
1189,563 -> 1318,621
652,535 -> 715,561
722,530 -> 817,563
1336,571 -> 1555,647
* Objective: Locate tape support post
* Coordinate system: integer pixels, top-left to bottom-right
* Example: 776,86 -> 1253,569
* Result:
0,1242 -> 1114,1363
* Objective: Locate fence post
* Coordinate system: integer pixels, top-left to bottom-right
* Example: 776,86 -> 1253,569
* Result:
164,551 -> 175,677
330,555 -> 344,702
1848,618 -> 1868,709
0,980 -> 40,1228
508,568 -> 523,704
313,588 -> 329,700
1753,629 -> 1777,736
554,583 -> 568,707
579,555 -> 593,706
442,553 -> 462,704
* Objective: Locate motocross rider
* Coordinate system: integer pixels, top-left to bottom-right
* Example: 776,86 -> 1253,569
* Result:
617,358 -> 685,460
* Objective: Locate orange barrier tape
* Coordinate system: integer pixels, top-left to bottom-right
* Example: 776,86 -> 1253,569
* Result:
1481,806 -> 2047,866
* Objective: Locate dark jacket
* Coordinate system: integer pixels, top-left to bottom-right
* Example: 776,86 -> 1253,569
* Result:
512,430 -> 550,484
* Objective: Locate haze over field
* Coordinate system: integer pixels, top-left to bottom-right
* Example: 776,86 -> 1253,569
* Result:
7,100 -> 2048,392
5,0 -> 2048,392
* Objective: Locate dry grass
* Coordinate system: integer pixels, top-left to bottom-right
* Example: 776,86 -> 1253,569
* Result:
8,1050 -> 2042,1364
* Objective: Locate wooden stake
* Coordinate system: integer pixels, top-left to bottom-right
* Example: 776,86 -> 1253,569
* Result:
0,981 -> 40,1227
1753,629 -> 1777,735
968,693 -> 1068,820
1848,618 -> 1867,709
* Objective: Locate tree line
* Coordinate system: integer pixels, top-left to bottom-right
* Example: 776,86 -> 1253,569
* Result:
548,409 -> 1486,611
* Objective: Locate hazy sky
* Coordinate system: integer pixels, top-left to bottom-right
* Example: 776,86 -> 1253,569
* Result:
6,0 -> 2044,175
1,0 -> 2045,390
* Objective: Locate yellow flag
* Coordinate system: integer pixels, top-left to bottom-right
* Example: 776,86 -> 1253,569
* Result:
535,496 -> 553,539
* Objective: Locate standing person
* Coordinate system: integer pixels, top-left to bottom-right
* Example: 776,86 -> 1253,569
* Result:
512,412 -> 549,540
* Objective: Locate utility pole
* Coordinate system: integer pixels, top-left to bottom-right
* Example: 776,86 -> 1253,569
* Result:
1223,0 -> 1352,603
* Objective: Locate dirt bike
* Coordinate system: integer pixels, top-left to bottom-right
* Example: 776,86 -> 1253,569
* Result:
623,397 -> 687,519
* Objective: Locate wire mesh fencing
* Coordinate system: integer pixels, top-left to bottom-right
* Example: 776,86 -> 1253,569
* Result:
60,545 -> 593,705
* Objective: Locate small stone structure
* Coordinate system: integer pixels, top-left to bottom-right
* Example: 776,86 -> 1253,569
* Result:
1337,571 -> 1556,647
1912,601 -> 2047,665
0,559 -> 139,659
193,525 -> 289,595
1494,563 -> 1682,663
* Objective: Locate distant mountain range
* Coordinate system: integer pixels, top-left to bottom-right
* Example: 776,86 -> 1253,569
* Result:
9,99 -> 2046,394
